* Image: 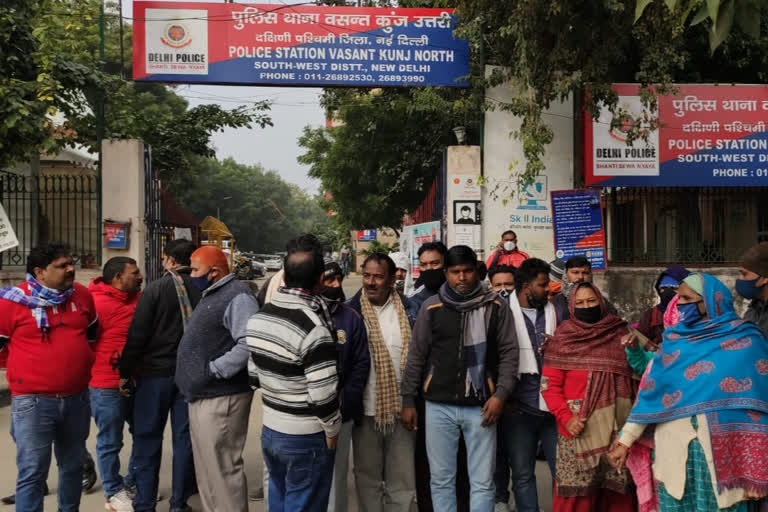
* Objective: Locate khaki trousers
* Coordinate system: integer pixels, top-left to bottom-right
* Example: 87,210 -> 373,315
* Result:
188,391 -> 254,512
353,416 -> 416,512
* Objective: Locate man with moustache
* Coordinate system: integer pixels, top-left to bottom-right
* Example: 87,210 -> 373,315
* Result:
348,253 -> 418,512
321,257 -> 371,512
401,245 -> 519,512
88,257 -> 144,511
0,242 -> 99,512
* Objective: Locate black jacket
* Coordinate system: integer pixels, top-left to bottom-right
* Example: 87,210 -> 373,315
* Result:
120,268 -> 201,378
401,293 -> 519,408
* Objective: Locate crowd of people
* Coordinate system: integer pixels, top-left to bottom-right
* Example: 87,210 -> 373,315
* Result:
1,232 -> 768,512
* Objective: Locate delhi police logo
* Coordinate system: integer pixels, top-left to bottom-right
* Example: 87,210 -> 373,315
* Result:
161,23 -> 192,48
337,329 -> 347,344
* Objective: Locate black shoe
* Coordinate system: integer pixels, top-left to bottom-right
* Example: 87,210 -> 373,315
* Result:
1,483 -> 49,505
82,451 -> 97,494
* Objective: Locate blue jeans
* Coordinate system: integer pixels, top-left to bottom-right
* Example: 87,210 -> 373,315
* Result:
89,387 -> 135,498
502,412 -> 557,512
131,376 -> 196,512
11,390 -> 91,512
425,401 -> 496,512
262,426 -> 335,512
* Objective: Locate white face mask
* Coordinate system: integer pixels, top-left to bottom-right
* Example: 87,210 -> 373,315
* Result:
503,241 -> 516,252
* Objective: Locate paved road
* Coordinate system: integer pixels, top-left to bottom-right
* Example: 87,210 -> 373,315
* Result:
0,272 -> 553,511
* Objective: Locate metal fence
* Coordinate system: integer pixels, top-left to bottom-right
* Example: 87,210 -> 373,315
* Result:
603,186 -> 768,265
0,172 -> 100,268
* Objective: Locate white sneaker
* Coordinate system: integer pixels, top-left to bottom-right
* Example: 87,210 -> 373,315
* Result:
105,489 -> 134,512
494,503 -> 510,512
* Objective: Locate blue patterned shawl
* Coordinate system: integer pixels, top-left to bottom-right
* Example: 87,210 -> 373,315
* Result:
627,273 -> 768,492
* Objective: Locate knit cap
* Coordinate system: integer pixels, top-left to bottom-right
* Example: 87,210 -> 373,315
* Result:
324,256 -> 343,279
549,259 -> 566,282
742,242 -> 768,277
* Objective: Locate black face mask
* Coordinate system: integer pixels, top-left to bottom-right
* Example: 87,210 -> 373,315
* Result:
574,305 -> 602,324
527,292 -> 548,310
658,287 -> 677,309
322,286 -> 345,302
419,268 -> 446,292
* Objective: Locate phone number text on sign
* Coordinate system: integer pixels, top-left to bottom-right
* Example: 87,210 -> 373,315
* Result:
133,2 -> 470,87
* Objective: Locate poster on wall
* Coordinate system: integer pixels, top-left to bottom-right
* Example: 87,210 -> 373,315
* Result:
133,2 -> 470,87
453,200 -> 481,225
585,83 -> 768,186
0,203 -> 19,252
104,222 -> 131,249
550,189 -> 606,271
402,221 -> 441,279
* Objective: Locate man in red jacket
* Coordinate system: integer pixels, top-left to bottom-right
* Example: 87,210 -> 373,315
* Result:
485,230 -> 530,270
89,257 -> 143,511
0,242 -> 98,512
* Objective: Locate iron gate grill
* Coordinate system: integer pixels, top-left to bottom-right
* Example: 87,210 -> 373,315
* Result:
0,172 -> 99,268
603,186 -> 768,265
143,147 -> 165,282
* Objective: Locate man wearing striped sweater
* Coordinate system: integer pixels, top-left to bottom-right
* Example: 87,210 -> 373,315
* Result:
247,237 -> 341,512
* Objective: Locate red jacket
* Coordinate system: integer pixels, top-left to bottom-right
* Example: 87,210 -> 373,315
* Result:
0,282 -> 97,395
89,278 -> 140,388
485,249 -> 530,269
541,366 -> 589,438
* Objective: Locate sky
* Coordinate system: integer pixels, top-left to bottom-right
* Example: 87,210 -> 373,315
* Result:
122,0 -> 325,193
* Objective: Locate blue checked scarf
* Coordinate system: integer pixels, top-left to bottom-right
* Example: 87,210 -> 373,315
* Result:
0,274 -> 74,331
438,281 -> 497,401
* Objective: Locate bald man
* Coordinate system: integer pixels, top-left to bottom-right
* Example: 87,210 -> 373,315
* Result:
175,246 -> 260,512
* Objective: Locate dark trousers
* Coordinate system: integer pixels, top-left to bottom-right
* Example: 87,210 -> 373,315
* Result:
502,412 -> 557,512
414,398 -> 470,512
131,376 -> 196,512
494,424 -> 510,505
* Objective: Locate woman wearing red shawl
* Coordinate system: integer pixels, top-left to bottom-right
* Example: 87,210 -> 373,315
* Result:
541,282 -> 637,512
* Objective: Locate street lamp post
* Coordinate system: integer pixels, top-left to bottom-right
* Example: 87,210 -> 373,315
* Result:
217,196 -> 233,220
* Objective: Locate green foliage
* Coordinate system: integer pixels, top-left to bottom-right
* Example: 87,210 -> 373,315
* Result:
1,0 -> 272,181
299,84 -> 483,231
637,0 -> 762,52
172,157 -> 333,253
298,0 -> 485,231
359,240 -> 399,257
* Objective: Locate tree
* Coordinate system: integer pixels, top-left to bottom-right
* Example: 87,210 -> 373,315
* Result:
360,240 -> 399,257
299,85 -> 483,231
636,0 -> 762,53
173,157 -> 333,253
1,0 -> 271,180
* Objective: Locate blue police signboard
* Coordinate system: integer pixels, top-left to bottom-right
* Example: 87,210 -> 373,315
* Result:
104,222 -> 130,250
133,2 -> 470,87
551,189 -> 607,271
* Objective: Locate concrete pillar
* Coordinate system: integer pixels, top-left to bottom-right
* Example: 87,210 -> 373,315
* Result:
445,146 -> 483,258
102,140 -> 145,273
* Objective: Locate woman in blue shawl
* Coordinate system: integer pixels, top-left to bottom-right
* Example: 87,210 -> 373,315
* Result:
608,273 -> 768,511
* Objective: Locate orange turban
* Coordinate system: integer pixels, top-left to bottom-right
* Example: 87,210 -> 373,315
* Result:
191,246 -> 230,273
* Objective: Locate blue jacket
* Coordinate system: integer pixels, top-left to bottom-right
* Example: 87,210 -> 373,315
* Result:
330,301 -> 371,423
408,285 -> 436,314
508,307 -> 550,416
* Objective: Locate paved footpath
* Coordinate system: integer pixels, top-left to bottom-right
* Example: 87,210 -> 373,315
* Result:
0,274 -> 552,511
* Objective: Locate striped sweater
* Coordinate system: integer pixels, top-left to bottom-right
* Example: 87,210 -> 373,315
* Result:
246,289 -> 341,438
